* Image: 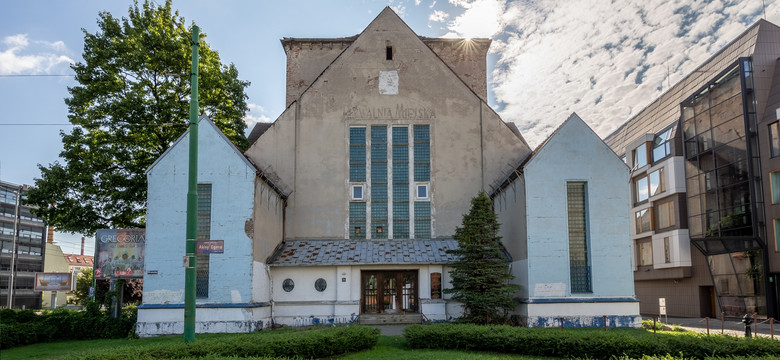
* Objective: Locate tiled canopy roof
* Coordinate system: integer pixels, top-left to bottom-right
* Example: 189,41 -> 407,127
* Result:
268,239 -> 460,266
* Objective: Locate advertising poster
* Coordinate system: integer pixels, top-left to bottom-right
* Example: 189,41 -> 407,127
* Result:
94,228 -> 145,279
34,272 -> 74,291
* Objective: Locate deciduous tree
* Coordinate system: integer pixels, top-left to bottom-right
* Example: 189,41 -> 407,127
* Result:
445,192 -> 520,324
26,0 -> 249,235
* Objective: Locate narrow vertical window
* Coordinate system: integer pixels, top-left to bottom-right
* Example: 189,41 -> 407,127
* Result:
350,127 -> 367,239
770,121 -> 780,157
393,126 -> 410,238
371,126 -> 388,239
350,127 -> 367,182
196,183 -> 212,299
386,46 -> 393,60
413,125 -> 431,238
637,238 -> 653,266
771,170 -> 780,204
664,237 -> 671,263
567,182 -> 591,293
775,219 -> 780,252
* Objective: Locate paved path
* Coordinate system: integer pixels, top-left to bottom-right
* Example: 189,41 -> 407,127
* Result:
655,316 -> 780,339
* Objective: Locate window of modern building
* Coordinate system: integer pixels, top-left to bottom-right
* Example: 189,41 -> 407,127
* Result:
635,176 -> 649,202
196,183 -> 212,299
663,237 -> 671,263
771,170 -> 780,204
649,168 -> 664,196
775,219 -> 780,251
653,127 -> 673,162
770,121 -> 780,158
567,182 -> 591,293
656,200 -> 675,229
633,143 -> 648,170
637,238 -> 653,266
635,208 -> 652,233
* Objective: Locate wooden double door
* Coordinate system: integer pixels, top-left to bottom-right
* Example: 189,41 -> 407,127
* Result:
361,271 -> 418,313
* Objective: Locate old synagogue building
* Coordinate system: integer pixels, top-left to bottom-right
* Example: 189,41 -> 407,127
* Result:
136,8 -> 639,336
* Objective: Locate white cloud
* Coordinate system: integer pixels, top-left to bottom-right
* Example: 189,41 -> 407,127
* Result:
0,34 -> 73,74
415,0 -> 422,5
429,10 -> 449,22
244,103 -> 272,130
444,0 -> 769,147
445,0 -> 504,38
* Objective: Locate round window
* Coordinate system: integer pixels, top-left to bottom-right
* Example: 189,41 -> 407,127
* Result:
282,279 -> 294,292
315,278 -> 327,292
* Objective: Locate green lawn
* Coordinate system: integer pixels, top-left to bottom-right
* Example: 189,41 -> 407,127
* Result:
1,332 -> 552,360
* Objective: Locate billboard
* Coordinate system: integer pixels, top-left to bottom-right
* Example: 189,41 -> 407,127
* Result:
35,272 -> 74,291
94,229 -> 145,279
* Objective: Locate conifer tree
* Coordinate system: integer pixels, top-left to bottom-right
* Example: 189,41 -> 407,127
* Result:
445,191 -> 520,324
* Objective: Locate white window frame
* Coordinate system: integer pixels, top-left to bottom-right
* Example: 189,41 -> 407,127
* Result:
350,184 -> 366,201
415,182 -> 430,200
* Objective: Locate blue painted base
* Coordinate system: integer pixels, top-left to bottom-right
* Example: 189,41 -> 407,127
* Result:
525,315 -> 642,328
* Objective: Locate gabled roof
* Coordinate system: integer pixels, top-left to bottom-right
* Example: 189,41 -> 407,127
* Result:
489,113 -> 623,199
247,122 -> 273,144
146,116 -> 289,199
64,253 -> 93,267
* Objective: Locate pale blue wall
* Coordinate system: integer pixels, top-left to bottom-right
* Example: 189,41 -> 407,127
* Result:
523,115 -> 633,298
144,118 -> 256,305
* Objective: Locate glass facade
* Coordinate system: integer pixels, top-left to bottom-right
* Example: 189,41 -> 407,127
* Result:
681,58 -> 766,316
348,125 -> 432,239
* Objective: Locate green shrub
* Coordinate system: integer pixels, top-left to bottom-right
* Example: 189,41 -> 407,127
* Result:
0,303 -> 136,349
404,323 -> 780,359
61,325 -> 379,360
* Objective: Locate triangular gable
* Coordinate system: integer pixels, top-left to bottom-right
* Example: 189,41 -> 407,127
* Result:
146,115 -> 256,175
489,113 -> 625,198
291,7 -> 520,139
525,113 -> 626,171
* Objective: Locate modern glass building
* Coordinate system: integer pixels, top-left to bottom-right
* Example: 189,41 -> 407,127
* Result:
0,180 -> 47,309
605,19 -> 780,319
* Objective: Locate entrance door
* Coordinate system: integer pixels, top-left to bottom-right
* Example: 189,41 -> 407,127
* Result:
361,271 -> 418,313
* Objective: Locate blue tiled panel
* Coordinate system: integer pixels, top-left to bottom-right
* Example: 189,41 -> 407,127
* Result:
371,126 -> 388,239
350,202 -> 367,240
350,127 -> 366,182
414,201 -> 431,239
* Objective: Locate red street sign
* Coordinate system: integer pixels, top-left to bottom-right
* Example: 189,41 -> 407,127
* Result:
196,240 -> 224,254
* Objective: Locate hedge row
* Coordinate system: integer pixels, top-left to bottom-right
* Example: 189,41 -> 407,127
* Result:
63,325 -> 379,360
0,305 -> 136,349
403,323 -> 780,359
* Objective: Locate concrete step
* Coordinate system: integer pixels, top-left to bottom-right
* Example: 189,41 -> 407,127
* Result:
359,313 -> 422,325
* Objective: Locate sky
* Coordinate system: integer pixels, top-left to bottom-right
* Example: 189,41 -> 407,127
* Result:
2,0 -> 780,253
